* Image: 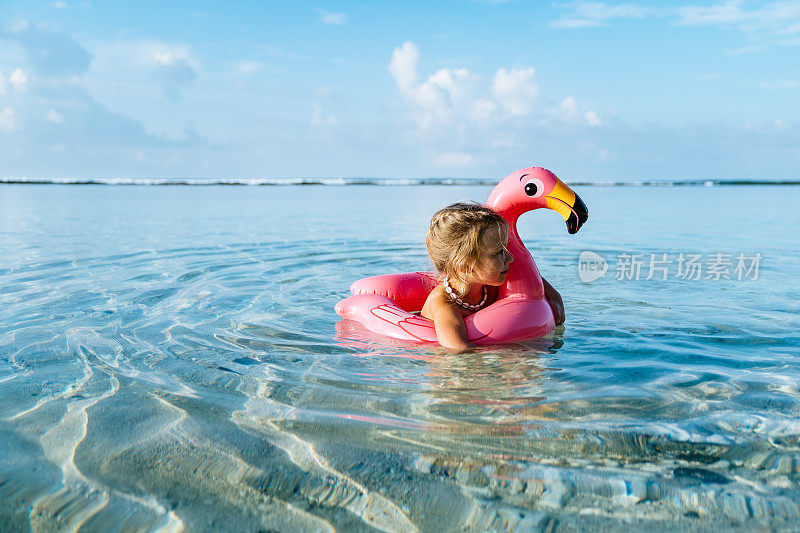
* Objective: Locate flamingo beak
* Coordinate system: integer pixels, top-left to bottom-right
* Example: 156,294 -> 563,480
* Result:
545,180 -> 589,234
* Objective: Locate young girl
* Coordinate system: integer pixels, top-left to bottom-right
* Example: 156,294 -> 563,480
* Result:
420,202 -> 565,353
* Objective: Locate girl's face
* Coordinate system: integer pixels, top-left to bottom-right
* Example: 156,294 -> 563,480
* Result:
469,225 -> 513,286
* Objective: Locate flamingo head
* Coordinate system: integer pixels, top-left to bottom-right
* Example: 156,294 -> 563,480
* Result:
486,166 -> 588,234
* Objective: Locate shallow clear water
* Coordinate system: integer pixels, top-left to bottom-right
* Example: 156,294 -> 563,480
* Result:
1,184 -> 799,531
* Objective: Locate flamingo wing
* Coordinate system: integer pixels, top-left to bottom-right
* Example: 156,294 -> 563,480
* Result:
336,294 -> 437,343
350,271 -> 439,312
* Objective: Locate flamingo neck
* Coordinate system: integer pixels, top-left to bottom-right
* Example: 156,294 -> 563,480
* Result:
498,213 -> 544,299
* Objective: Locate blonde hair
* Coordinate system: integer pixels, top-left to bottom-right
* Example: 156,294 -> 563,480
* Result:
426,202 -> 508,298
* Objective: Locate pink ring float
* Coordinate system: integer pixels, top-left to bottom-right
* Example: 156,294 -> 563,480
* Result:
335,167 -> 588,345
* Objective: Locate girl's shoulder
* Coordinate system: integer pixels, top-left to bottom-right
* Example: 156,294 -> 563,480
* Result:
422,284 -> 460,319
422,284 -> 481,320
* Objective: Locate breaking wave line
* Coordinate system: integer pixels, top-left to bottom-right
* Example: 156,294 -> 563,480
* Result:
2,177 -> 798,187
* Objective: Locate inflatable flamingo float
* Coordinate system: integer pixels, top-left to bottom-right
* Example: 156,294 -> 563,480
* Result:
335,167 -> 588,344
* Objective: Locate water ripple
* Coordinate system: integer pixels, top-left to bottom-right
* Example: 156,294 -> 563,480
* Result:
2,184 -> 800,529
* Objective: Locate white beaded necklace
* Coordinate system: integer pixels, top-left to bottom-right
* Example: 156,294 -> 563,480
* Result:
443,277 -> 488,311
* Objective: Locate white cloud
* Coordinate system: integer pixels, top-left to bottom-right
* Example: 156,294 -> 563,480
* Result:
8,19 -> 29,33
10,68 -> 27,91
389,41 -> 419,92
70,38 -> 211,138
5,23 -> 92,77
773,119 -> 789,131
316,9 -> 347,25
46,109 -> 64,123
550,1 -> 655,29
677,0 -> 745,26
389,42 -> 540,131
551,0 -> 800,47
777,22 -> 800,36
388,42 -> 606,171
676,1 -> 800,44
755,80 -> 799,90
154,51 -> 181,66
315,85 -> 331,97
0,29 -> 211,177
560,96 -> 579,119
0,68 -> 28,94
550,0 -> 800,44
0,108 -> 17,134
310,102 -> 336,129
433,152 -> 474,167
745,118 -> 791,133
471,98 -> 497,122
492,67 -> 538,116
560,96 -> 600,125
584,110 -> 602,126
389,41 -> 454,129
87,40 -> 196,71
233,60 -> 263,76
550,18 -> 604,29
426,67 -> 484,120
490,136 -> 517,149
53,1 -> 68,8
153,50 -> 197,102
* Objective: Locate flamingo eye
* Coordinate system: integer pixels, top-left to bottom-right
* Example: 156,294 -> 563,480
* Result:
524,178 -> 544,198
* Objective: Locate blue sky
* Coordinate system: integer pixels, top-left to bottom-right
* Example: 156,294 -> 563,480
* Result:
0,1 -> 798,180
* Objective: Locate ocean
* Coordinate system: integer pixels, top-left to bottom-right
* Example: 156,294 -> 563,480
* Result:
1,181 -> 799,531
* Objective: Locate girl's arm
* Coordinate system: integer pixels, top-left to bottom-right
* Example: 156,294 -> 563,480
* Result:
429,298 -> 471,353
542,277 -> 565,326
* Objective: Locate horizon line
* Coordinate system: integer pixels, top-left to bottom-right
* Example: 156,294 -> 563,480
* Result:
2,177 -> 799,187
